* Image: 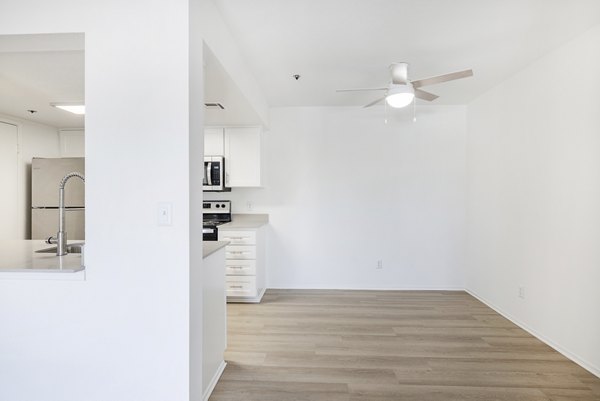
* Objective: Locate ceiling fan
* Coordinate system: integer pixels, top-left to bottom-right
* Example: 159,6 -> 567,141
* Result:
336,62 -> 473,108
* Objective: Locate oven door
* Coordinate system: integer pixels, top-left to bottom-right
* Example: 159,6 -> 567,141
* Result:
203,156 -> 226,191
203,225 -> 218,241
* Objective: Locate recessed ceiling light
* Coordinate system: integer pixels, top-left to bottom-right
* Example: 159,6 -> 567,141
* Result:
51,103 -> 85,115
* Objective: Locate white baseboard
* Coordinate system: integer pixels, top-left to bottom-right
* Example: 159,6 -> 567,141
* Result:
227,287 -> 266,303
466,289 -> 600,379
202,360 -> 226,401
266,286 -> 465,291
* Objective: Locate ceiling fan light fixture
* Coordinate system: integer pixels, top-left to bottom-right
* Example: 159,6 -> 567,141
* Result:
385,85 -> 414,108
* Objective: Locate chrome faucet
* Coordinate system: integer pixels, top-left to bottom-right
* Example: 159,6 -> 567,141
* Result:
46,172 -> 85,256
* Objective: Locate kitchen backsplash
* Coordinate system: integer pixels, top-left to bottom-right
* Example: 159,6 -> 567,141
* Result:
203,189 -> 265,214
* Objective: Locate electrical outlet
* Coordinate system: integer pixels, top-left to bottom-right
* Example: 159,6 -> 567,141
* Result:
246,201 -> 253,211
376,260 -> 383,269
518,286 -> 525,299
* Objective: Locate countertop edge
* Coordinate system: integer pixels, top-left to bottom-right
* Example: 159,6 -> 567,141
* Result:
0,270 -> 86,281
219,213 -> 269,229
0,266 -> 84,273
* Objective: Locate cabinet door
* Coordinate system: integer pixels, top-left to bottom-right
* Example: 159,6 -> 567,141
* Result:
59,130 -> 85,157
225,245 -> 256,260
218,230 -> 256,245
224,127 -> 261,187
0,122 -> 18,240
204,128 -> 224,156
226,276 -> 257,297
226,259 -> 256,276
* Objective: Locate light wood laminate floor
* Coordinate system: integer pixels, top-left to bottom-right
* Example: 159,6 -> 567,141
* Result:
210,290 -> 600,401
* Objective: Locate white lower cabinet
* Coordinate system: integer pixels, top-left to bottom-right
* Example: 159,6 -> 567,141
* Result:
225,259 -> 256,276
219,230 -> 256,245
219,225 -> 265,303
226,276 -> 257,297
225,245 -> 256,260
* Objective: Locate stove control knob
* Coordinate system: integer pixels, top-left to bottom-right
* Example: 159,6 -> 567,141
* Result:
221,204 -> 226,208
215,204 -> 220,208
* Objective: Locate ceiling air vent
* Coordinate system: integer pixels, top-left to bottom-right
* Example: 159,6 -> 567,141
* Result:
204,102 -> 225,110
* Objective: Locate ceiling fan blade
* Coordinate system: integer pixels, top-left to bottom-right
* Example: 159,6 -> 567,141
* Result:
363,96 -> 386,108
390,62 -> 408,84
411,69 -> 473,89
336,87 -> 387,92
414,88 -> 439,101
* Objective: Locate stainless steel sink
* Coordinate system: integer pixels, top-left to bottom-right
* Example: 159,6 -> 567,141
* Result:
36,242 -> 85,254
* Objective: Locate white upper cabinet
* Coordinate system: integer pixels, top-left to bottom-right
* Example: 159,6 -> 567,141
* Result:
204,127 -> 224,156
204,126 -> 263,188
224,127 -> 262,187
59,130 -> 85,157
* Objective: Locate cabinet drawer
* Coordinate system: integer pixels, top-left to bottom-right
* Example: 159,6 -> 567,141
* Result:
226,276 -> 257,297
226,259 -> 256,276
225,245 -> 256,260
219,230 -> 256,245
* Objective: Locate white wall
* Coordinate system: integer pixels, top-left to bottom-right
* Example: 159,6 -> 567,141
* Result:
0,114 -> 60,239
189,1 -> 206,398
197,0 -> 269,127
466,24 -> 600,376
206,105 -> 468,289
0,1 -> 200,401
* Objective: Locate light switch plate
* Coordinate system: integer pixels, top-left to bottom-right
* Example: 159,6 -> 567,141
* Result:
158,202 -> 172,226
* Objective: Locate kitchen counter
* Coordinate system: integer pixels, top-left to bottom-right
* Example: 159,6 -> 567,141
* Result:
1,240 -> 229,273
220,214 -> 269,229
203,241 -> 228,258
0,240 -> 84,275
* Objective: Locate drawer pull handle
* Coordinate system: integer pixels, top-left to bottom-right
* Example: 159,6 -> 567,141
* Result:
229,251 -> 248,254
230,266 -> 243,269
230,285 -> 243,289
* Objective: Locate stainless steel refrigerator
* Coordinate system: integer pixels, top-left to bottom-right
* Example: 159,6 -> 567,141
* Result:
31,157 -> 85,240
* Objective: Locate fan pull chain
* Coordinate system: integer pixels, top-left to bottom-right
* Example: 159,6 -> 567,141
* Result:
413,96 -> 417,122
384,100 -> 388,124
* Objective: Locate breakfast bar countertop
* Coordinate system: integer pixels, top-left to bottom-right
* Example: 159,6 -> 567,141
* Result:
0,240 -> 84,274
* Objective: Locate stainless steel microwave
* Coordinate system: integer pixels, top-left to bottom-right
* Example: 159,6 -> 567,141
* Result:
204,156 -> 230,192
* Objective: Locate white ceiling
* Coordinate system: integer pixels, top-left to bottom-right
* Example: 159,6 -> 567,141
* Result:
214,0 -> 600,107
0,33 -> 84,128
204,45 -> 263,126
0,33 -> 262,128
3,4 -> 600,128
